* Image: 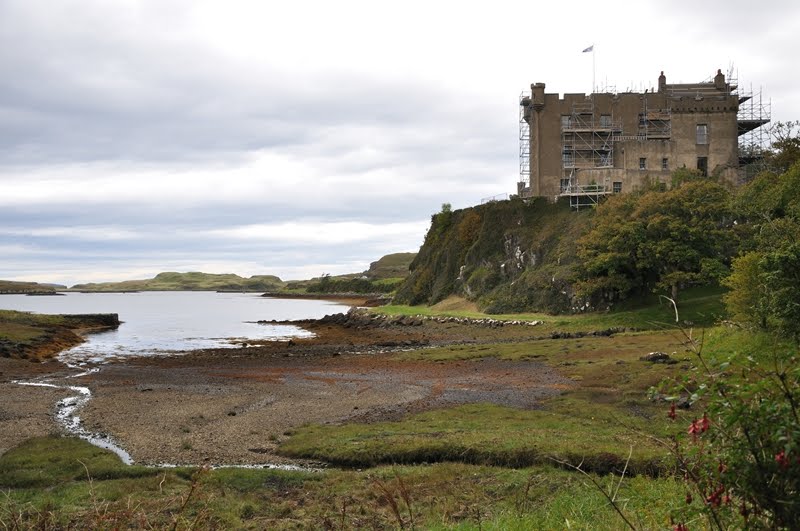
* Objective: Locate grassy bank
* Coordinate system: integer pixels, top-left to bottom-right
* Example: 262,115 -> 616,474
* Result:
0,310 -> 119,361
379,286 -> 726,331
0,436 -> 683,529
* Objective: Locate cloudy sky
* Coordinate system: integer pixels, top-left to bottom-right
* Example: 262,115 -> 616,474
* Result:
1,0 -> 798,286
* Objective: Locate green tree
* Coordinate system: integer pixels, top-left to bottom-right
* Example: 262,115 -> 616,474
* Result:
725,162 -> 800,340
723,252 -> 769,329
578,179 -> 733,303
766,120 -> 800,173
576,193 -> 644,302
636,180 -> 733,301
760,242 -> 800,341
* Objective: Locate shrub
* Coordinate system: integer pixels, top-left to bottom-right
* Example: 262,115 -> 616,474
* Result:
659,331 -> 800,529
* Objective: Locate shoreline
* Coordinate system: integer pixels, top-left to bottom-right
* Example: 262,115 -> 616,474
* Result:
1,310 -> 572,466
261,291 -> 390,307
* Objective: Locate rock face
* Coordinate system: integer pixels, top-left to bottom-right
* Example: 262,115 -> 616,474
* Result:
60,314 -> 121,328
394,197 -> 593,314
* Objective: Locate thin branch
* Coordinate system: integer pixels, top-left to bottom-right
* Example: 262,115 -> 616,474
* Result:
547,456 -> 637,531
659,295 -> 680,323
613,446 -> 633,502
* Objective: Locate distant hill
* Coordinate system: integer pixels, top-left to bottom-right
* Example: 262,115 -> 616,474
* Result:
0,280 -> 62,294
70,272 -> 284,292
279,252 -> 417,295
69,254 -> 418,295
365,252 -> 418,280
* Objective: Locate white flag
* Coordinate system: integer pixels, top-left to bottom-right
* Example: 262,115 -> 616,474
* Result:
582,45 -> 594,53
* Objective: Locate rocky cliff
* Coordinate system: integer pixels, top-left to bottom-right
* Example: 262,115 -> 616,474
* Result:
394,198 -> 593,313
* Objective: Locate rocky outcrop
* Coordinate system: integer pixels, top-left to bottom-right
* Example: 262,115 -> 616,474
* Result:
394,197 -> 593,314
261,308 -> 546,330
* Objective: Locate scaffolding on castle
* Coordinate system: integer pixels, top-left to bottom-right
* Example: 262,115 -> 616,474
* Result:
560,172 -> 610,211
558,98 -> 619,209
736,84 -> 771,181
714,68 -> 772,181
640,97 -> 671,140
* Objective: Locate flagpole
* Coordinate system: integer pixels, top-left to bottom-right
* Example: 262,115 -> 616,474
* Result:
582,44 -> 595,94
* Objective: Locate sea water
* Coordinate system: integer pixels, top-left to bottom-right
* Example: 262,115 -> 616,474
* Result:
0,291 -> 349,363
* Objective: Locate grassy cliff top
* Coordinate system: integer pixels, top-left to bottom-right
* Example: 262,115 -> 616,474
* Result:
365,252 -> 417,279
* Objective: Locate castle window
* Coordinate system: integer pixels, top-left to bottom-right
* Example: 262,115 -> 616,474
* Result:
696,124 -> 708,145
600,114 -> 612,128
697,157 -> 708,176
612,181 -> 622,193
561,115 -> 572,129
662,158 -> 669,170
639,157 -> 646,170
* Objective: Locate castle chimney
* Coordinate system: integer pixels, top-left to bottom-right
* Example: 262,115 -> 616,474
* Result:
531,82 -> 546,111
714,68 -> 725,90
658,71 -> 666,93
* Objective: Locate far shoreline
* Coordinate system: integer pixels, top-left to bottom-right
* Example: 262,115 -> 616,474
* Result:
261,291 -> 390,307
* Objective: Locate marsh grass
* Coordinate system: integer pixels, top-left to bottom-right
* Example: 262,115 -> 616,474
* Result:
278,403 -> 669,475
0,436 -> 158,489
0,437 -> 684,529
279,323 -> 692,482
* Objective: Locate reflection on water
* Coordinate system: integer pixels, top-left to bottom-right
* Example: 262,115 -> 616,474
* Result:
0,291 -> 349,363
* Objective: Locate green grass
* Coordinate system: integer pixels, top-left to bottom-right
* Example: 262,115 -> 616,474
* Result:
0,298 -> 754,529
0,310 -> 117,359
0,436 -> 684,529
365,252 -> 416,279
378,285 -> 726,331
0,310 -> 71,343
278,403 -> 669,474
0,309 -> 72,327
0,436 -> 160,489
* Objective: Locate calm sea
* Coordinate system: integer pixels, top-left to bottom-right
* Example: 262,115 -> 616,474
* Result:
0,292 -> 350,363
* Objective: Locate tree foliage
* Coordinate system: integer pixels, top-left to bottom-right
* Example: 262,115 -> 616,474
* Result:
577,179 -> 734,303
765,121 -> 800,173
725,158 -> 800,340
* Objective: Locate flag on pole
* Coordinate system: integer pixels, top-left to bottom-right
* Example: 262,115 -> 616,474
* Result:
582,45 -> 594,53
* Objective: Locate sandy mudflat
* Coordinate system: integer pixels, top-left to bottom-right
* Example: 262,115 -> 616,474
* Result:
0,313 -> 573,466
0,358 -> 74,455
